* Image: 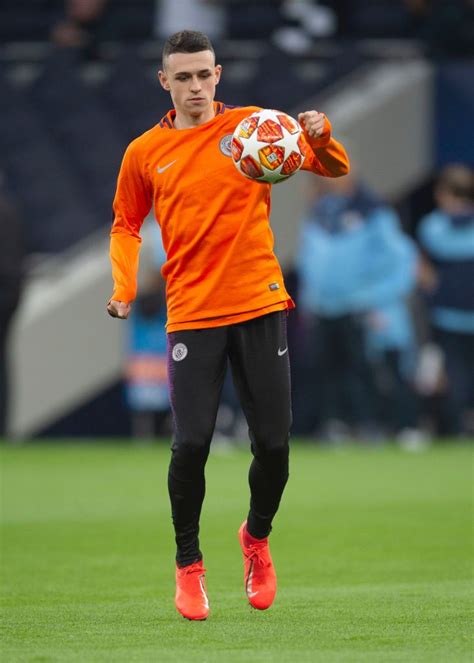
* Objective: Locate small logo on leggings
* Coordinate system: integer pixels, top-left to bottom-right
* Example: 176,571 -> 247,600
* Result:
172,343 -> 188,361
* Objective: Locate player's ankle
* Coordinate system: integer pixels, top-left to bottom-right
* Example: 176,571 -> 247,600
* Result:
243,522 -> 269,546
177,556 -> 202,568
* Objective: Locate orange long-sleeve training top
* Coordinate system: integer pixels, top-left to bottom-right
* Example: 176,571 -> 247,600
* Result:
110,102 -> 349,332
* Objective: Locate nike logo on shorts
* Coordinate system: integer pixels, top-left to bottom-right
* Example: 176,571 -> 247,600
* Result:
157,160 -> 178,173
278,347 -> 288,356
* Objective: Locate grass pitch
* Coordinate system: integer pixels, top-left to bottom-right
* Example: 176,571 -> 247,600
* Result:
1,441 -> 472,662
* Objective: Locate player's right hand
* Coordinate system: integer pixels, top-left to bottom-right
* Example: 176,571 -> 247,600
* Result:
297,111 -> 327,139
107,299 -> 131,319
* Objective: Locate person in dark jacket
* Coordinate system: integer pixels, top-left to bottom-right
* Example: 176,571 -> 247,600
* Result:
417,163 -> 474,435
0,176 -> 24,436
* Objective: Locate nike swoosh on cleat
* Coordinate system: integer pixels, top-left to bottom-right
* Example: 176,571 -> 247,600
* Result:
157,159 -> 178,174
277,347 -> 288,356
246,561 -> 254,598
199,574 -> 209,609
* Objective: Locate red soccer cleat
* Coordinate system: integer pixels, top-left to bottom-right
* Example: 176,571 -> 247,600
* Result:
175,560 -> 209,620
238,521 -> 277,610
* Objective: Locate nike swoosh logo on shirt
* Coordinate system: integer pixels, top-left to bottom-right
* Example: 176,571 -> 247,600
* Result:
157,159 -> 178,174
278,347 -> 288,356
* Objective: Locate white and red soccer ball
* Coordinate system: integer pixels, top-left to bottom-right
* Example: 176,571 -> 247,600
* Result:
231,109 -> 307,184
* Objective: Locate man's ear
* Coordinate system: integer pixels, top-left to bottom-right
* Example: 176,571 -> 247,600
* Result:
215,64 -> 222,85
158,70 -> 170,91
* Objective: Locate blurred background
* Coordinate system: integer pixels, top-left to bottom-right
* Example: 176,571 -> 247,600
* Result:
1,0 -> 473,444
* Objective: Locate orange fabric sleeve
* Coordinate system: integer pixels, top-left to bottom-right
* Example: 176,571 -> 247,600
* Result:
301,116 -> 350,178
110,140 -> 152,303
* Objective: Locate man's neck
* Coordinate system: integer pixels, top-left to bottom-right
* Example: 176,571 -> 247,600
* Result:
174,104 -> 215,130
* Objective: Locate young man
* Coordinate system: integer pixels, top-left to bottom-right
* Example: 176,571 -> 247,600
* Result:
108,30 -> 349,621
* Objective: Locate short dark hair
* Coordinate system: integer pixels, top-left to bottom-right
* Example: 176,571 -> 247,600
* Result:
437,164 -> 474,202
162,30 -> 215,67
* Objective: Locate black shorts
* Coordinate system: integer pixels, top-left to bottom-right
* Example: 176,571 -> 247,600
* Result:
167,310 -> 292,451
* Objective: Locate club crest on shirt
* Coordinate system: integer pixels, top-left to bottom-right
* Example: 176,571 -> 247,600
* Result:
219,134 -> 233,157
172,343 -> 188,362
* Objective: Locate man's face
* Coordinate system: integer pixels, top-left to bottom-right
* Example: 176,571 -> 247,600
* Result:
435,187 -> 472,215
159,50 -> 221,116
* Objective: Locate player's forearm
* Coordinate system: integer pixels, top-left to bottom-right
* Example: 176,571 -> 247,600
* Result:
109,229 -> 142,303
312,138 -> 350,178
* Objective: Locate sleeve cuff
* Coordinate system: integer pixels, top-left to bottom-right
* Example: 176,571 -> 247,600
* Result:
111,287 -> 134,304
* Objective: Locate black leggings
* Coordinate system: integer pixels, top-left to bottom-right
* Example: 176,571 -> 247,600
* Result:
167,311 -> 292,566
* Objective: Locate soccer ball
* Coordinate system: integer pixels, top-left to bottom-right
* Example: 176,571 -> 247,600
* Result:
231,109 -> 307,184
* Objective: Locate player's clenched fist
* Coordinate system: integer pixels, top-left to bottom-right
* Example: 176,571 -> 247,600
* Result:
297,111 -> 327,139
107,299 -> 131,319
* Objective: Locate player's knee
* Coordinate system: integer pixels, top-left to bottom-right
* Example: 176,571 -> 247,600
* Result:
249,414 -> 291,454
250,429 -> 290,456
171,427 -> 214,461
170,441 -> 210,479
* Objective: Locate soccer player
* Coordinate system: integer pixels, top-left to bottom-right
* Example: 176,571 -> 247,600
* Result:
107,30 -> 349,621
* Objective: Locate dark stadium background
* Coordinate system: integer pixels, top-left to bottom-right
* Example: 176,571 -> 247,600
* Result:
0,0 -> 473,439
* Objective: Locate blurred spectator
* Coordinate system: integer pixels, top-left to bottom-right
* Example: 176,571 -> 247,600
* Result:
0,174 -> 24,437
50,0 -> 153,59
50,0 -> 109,57
125,225 -> 170,438
294,173 -> 419,439
417,164 -> 474,436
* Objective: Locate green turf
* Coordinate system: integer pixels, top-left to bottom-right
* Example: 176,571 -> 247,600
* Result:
1,441 -> 472,662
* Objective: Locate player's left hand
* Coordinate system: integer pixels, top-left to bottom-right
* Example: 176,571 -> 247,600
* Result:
297,111 -> 326,139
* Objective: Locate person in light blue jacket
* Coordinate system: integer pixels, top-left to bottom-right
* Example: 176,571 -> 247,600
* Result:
295,173 -> 419,437
417,164 -> 474,436
125,223 -> 170,438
